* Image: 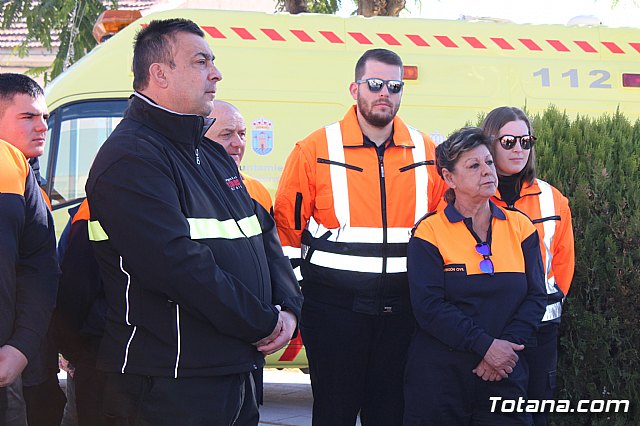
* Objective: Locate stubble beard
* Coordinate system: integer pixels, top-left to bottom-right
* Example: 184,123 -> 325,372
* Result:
358,97 -> 399,128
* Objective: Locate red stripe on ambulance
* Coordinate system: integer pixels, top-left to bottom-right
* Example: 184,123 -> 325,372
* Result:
378,33 -> 402,45
348,32 -> 373,44
405,34 -> 430,47
602,41 -> 624,54
231,27 -> 256,40
261,28 -> 286,41
574,40 -> 597,53
519,38 -> 543,51
200,25 -> 638,57
202,26 -> 226,39
491,37 -> 515,50
291,29 -> 315,42
547,40 -> 570,52
320,30 -> 344,43
434,35 -> 458,48
278,334 -> 304,362
462,36 -> 486,49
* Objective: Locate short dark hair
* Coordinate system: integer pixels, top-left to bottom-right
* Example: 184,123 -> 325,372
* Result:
481,106 -> 536,185
0,74 -> 44,120
0,73 -> 44,102
132,18 -> 204,91
354,48 -> 403,81
436,127 -> 493,204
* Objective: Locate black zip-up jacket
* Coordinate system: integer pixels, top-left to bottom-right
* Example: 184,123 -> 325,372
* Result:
0,140 -> 59,365
86,94 -> 302,378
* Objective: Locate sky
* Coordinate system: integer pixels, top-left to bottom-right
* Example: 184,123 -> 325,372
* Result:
338,0 -> 640,28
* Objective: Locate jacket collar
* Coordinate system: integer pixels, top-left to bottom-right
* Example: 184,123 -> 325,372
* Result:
519,179 -> 541,196
494,178 -> 541,201
28,157 -> 46,186
340,105 -> 415,148
126,93 -> 215,146
444,200 -> 507,223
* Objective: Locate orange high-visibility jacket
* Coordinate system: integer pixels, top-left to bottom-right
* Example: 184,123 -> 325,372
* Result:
492,179 -> 575,323
241,172 -> 273,214
274,106 -> 446,315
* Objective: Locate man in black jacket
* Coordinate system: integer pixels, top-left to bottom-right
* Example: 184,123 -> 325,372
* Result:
86,18 -> 302,425
0,73 -> 64,426
0,140 -> 58,423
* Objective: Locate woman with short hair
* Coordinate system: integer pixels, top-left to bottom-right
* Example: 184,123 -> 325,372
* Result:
404,127 -> 546,425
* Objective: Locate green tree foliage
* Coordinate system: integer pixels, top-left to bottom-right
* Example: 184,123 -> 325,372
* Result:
278,0 -> 408,16
531,107 -> 640,425
276,0 -> 342,14
1,0 -> 116,82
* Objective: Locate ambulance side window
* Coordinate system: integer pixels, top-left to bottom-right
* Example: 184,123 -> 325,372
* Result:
46,100 -> 128,208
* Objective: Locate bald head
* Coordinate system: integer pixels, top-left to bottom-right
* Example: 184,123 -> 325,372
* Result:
206,100 -> 246,166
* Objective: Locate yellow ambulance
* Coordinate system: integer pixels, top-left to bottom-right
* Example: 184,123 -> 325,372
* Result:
41,8 -> 640,368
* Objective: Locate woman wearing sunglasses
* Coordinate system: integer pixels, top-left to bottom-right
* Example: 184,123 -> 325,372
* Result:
404,127 -> 546,425
483,106 -> 575,426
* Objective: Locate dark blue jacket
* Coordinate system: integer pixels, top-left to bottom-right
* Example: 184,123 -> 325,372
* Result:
407,202 -> 546,358
0,140 -> 58,365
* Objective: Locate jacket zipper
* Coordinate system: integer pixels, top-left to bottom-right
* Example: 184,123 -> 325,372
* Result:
377,150 -> 389,314
195,148 -> 201,165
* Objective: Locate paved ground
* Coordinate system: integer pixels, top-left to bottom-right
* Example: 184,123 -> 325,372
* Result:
259,369 -> 313,426
259,369 -> 362,426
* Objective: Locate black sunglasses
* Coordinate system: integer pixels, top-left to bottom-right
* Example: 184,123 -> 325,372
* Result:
356,78 -> 404,94
475,242 -> 494,276
497,135 -> 536,150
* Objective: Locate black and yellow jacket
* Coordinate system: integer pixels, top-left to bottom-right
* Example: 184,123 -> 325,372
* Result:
86,93 -> 302,378
0,139 -> 58,364
407,201 -> 546,358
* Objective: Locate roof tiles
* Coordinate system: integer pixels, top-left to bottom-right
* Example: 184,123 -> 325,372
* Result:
0,0 -> 158,49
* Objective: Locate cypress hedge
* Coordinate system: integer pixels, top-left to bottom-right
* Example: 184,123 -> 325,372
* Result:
530,107 -> 640,425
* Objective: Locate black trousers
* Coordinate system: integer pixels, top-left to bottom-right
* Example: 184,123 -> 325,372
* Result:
23,331 -> 67,426
522,323 -> 559,426
102,371 -> 259,426
23,372 -> 67,426
403,337 -> 532,426
0,387 -> 6,414
72,361 -> 108,426
301,297 -> 414,426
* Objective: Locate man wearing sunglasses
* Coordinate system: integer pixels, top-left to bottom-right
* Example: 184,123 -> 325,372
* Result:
275,48 -> 446,425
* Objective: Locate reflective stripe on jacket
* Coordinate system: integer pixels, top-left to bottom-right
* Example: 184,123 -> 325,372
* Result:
492,179 -> 575,323
275,106 -> 446,315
